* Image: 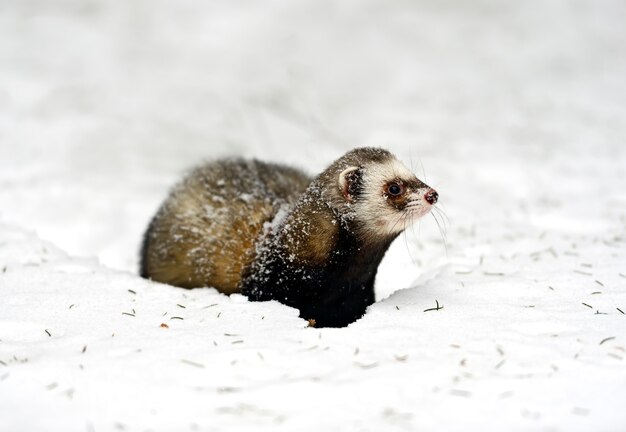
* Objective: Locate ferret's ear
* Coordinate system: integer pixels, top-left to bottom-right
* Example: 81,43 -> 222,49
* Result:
338,166 -> 363,202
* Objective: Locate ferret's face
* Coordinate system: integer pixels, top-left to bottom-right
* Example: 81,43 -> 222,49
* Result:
339,157 -> 438,237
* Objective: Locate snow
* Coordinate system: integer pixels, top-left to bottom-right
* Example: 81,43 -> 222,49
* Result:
1,0 -> 626,430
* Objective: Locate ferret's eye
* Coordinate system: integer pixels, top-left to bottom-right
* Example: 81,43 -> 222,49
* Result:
387,182 -> 404,196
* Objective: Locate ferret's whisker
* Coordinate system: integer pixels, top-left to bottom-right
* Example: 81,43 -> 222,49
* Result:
388,215 -> 401,235
433,207 -> 449,235
433,210 -> 448,242
404,215 -> 423,266
433,205 -> 450,225
431,212 -> 448,256
389,211 -> 407,234
417,155 -> 427,183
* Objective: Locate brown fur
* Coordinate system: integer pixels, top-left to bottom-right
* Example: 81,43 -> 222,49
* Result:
141,159 -> 311,292
281,201 -> 340,266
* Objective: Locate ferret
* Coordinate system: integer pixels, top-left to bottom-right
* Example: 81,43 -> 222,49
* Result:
140,147 -> 438,327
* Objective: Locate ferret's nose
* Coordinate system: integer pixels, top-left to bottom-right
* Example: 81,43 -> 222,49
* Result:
424,189 -> 438,205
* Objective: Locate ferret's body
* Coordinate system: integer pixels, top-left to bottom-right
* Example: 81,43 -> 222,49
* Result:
141,148 -> 438,327
140,160 -> 310,292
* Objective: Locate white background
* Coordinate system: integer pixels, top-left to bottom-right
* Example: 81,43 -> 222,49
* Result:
1,0 -> 625,431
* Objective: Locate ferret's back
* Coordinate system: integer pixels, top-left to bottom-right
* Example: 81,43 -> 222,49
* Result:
140,159 -> 311,292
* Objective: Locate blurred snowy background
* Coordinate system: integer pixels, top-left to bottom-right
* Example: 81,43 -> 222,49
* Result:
1,0 -> 625,431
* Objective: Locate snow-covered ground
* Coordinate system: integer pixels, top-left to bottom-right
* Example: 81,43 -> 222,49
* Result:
1,0 -> 625,430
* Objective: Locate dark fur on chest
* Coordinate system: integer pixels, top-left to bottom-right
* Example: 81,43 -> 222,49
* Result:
240,226 -> 397,327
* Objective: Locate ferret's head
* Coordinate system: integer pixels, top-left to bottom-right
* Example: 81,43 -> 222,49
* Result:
332,148 -> 438,239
